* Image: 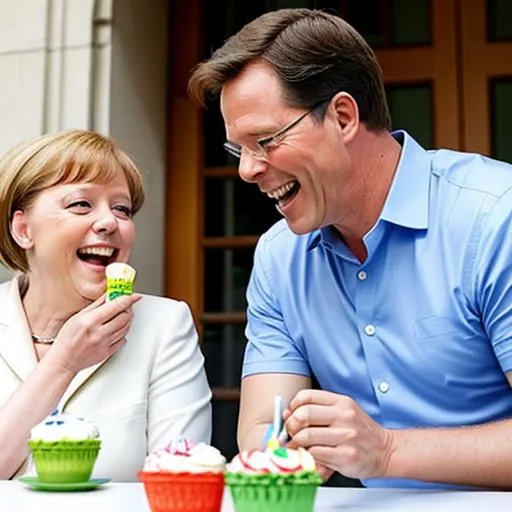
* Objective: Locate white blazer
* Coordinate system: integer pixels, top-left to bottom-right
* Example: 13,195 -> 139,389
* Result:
0,278 -> 212,481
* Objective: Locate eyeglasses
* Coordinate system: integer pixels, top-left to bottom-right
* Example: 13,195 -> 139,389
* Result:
224,103 -> 323,161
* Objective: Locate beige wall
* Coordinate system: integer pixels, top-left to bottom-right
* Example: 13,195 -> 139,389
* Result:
0,0 -> 168,295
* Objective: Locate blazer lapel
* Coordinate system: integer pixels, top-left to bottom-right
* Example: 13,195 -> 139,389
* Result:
0,278 -> 37,381
57,361 -> 105,410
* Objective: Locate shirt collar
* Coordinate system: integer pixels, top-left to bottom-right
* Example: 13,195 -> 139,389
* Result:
380,130 -> 431,229
308,131 -> 431,250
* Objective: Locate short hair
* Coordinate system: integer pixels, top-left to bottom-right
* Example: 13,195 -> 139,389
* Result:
188,8 -> 390,131
0,129 -> 145,273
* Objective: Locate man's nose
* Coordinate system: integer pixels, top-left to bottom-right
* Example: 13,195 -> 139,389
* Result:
238,153 -> 268,183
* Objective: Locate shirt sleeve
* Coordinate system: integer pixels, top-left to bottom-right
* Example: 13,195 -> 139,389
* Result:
242,235 -> 311,378
473,187 -> 512,373
147,301 -> 212,451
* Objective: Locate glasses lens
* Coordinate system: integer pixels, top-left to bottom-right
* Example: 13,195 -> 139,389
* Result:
224,142 -> 241,159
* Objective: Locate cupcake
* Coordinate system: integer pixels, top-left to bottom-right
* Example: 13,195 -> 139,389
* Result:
105,262 -> 136,301
226,447 -> 322,512
28,411 -> 101,483
138,437 -> 226,512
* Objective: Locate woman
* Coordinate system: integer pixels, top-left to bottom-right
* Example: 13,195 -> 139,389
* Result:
0,130 -> 212,481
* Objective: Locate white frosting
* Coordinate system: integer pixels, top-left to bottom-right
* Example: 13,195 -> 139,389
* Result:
144,438 -> 226,473
30,412 -> 100,442
105,262 -> 136,280
227,447 -> 316,474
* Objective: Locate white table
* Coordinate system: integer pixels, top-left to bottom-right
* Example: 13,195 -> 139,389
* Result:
2,481 -> 512,511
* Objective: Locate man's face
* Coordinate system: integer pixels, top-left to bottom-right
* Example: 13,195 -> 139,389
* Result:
220,61 -> 354,235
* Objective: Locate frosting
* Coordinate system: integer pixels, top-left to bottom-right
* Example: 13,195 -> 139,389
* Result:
30,411 -> 100,442
227,447 -> 316,474
105,262 -> 136,281
143,437 -> 226,473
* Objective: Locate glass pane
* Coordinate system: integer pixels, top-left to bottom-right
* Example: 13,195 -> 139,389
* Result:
202,323 -> 246,388
386,84 -> 433,148
212,401 -> 240,461
344,0 -> 385,47
204,248 -> 254,312
391,0 -> 430,45
205,178 -> 282,237
487,0 -> 512,41
491,79 -> 512,164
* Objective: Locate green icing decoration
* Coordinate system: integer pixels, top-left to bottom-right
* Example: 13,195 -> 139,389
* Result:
274,447 -> 288,458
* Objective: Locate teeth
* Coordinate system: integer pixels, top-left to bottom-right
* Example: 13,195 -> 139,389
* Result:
267,182 -> 296,200
78,247 -> 115,257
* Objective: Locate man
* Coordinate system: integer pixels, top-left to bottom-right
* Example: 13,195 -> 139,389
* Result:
188,8 -> 512,488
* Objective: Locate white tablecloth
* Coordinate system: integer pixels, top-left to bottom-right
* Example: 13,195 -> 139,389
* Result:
2,481 -> 512,511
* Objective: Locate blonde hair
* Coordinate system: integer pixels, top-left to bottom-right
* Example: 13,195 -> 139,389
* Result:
0,129 -> 145,272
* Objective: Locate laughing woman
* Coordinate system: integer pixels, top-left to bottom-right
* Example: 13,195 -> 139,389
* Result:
0,130 -> 212,481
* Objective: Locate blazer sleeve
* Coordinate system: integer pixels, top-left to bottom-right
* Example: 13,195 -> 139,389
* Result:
147,300 -> 212,451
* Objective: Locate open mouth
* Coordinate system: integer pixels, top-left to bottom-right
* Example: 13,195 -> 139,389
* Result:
76,247 -> 118,267
267,180 -> 301,210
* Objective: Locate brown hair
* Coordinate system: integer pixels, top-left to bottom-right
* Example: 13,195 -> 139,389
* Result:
188,8 -> 390,130
0,129 -> 145,272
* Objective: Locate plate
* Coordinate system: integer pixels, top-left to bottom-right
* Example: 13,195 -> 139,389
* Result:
18,476 -> 110,492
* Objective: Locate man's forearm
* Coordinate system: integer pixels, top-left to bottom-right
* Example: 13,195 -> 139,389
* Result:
238,422 -> 270,451
386,419 -> 512,488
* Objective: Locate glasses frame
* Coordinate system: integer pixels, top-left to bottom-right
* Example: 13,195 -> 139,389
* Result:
224,101 -> 326,161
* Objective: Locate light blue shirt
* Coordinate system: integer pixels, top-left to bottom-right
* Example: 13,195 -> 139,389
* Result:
243,131 -> 512,488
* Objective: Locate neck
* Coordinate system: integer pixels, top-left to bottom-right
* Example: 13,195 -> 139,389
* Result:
20,274 -> 85,341
332,129 -> 401,243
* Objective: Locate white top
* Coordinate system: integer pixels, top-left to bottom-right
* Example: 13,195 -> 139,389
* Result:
0,278 -> 212,481
3,483 -> 512,511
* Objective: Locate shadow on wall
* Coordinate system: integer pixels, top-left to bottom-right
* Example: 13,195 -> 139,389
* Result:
0,267 -> 12,283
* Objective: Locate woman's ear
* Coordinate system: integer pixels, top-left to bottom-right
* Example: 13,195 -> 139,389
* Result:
10,210 -> 33,249
332,91 -> 359,144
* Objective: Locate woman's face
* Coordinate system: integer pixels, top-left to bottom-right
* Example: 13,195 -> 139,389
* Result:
12,170 -> 136,303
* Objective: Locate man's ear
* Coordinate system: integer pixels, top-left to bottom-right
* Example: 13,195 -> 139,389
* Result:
332,91 -> 359,144
10,210 -> 33,249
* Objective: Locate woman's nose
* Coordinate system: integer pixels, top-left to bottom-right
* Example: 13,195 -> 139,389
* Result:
92,208 -> 118,233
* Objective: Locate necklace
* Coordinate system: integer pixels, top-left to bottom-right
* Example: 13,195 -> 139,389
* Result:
31,334 -> 56,345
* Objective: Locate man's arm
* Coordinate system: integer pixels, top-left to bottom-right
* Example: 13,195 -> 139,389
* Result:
286,374 -> 512,488
237,373 -> 310,450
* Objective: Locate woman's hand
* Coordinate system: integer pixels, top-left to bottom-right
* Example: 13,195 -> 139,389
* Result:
284,389 -> 394,480
45,293 -> 142,375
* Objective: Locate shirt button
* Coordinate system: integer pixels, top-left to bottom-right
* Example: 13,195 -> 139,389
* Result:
364,324 -> 376,336
357,271 -> 367,281
378,381 -> 390,393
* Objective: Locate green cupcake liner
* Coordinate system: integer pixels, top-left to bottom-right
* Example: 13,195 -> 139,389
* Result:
226,472 -> 322,512
28,440 -> 101,483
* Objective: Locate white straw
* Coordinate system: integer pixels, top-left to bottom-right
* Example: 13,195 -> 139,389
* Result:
273,395 -> 283,438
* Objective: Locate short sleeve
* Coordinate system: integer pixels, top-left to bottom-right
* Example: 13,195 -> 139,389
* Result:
242,235 -> 311,378
473,187 -> 512,372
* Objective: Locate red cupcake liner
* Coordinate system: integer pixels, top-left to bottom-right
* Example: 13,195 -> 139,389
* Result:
138,471 -> 225,512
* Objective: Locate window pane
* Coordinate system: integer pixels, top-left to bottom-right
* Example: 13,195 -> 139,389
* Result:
391,0 -> 430,45
386,84 -> 433,148
202,323 -> 246,388
205,178 -> 281,237
212,401 -> 239,461
491,79 -> 512,164
344,0 -> 385,47
204,248 -> 254,312
487,0 -> 512,41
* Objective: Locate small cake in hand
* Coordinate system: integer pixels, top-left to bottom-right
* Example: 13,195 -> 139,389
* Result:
138,436 -> 226,512
105,262 -> 136,301
226,447 -> 322,512
28,411 -> 101,483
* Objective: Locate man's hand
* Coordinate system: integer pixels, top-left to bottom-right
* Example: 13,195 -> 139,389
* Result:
284,389 -> 394,480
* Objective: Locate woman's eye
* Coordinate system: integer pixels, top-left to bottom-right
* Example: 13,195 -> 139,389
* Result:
113,205 -> 133,218
67,200 -> 91,210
